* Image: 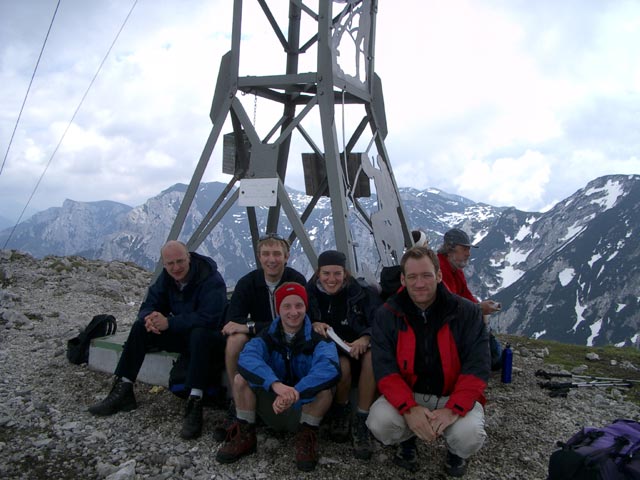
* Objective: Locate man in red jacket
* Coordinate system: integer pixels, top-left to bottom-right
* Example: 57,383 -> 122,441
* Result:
367,246 -> 489,477
437,228 -> 503,370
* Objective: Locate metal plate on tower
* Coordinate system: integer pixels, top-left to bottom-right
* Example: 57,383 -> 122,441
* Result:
238,178 -> 278,207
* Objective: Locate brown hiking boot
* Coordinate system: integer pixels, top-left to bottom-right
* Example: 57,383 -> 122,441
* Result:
215,420 -> 257,464
295,424 -> 319,472
213,400 -> 236,442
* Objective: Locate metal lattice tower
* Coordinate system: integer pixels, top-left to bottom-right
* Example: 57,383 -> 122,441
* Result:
164,0 -> 411,276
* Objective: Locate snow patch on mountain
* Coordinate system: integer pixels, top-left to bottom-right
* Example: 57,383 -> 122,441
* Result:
585,178 -> 624,210
558,268 -> 575,286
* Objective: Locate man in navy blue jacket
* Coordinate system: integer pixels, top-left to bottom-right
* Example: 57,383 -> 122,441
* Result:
216,282 -> 340,472
88,240 -> 227,440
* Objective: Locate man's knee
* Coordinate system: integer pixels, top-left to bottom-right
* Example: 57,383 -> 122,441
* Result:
121,320 -> 152,351
233,372 -> 250,390
366,396 -> 403,445
225,333 -> 249,357
189,327 -> 225,352
445,405 -> 486,457
128,319 -> 147,337
313,388 -> 333,408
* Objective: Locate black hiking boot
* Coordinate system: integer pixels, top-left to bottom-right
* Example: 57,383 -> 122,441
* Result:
88,378 -> 137,416
329,402 -> 351,443
352,412 -> 373,460
393,436 -> 419,472
444,450 -> 468,477
180,395 -> 203,439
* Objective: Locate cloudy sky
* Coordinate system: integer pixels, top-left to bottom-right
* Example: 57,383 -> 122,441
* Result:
1,0 -> 639,226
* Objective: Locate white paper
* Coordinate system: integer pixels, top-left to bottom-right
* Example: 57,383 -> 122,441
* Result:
327,327 -> 351,354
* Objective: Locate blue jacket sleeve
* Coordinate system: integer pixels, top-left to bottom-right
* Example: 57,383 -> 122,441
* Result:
237,337 -> 281,391
295,339 -> 340,402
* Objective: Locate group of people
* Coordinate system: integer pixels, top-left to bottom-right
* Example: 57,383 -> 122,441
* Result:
87,228 -> 502,476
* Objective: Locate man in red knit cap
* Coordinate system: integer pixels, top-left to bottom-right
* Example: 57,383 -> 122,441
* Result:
216,282 -> 340,472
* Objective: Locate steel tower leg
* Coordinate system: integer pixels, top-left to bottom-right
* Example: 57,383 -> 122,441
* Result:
162,0 -> 411,277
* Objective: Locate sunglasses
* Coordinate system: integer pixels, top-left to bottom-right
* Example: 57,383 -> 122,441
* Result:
259,232 -> 286,242
258,232 -> 290,248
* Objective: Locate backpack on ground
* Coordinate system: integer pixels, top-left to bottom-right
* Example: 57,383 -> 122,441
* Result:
548,418 -> 640,480
66,314 -> 117,365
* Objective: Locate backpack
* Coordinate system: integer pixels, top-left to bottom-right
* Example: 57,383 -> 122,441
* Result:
379,265 -> 402,301
66,314 -> 117,365
548,418 -> 640,480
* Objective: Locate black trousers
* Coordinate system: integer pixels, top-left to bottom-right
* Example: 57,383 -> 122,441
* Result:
114,320 -> 225,390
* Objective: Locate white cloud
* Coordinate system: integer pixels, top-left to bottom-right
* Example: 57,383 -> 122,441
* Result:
454,150 -> 551,209
1,0 -> 640,223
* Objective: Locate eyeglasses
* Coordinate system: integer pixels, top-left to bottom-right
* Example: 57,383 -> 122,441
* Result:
163,257 -> 189,268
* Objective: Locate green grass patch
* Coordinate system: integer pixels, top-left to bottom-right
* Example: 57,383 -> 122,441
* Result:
501,334 -> 640,405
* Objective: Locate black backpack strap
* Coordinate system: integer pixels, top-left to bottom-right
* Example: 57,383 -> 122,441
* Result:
104,315 -> 117,336
66,314 -> 117,365
82,314 -> 117,339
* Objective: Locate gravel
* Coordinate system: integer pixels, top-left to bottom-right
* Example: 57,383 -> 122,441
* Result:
1,249 -> 638,479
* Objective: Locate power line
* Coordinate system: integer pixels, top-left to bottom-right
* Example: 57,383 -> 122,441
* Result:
3,0 -> 139,249
0,0 -> 61,177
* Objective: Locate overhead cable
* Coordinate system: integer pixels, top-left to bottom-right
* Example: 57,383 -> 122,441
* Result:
3,0 -> 139,249
0,0 -> 61,177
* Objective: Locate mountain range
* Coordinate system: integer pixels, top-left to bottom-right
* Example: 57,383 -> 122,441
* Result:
1,174 -> 638,349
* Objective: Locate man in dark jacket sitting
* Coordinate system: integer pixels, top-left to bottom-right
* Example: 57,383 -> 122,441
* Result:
88,240 -> 227,441
367,246 -> 489,477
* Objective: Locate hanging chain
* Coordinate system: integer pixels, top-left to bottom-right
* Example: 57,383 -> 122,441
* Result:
253,92 -> 257,125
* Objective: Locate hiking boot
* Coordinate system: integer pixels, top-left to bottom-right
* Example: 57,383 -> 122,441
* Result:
180,396 -> 203,440
444,450 -> 468,477
352,412 -> 372,460
393,436 -> 419,472
88,378 -> 137,416
212,399 -> 236,442
215,420 -> 257,464
295,423 -> 319,472
329,403 -> 351,443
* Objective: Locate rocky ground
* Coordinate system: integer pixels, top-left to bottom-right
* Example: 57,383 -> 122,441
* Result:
1,249 -> 639,480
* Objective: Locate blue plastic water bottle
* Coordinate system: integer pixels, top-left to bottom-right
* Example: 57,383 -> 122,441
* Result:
501,343 -> 513,383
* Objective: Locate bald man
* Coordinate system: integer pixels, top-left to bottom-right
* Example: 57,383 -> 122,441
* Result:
88,241 -> 227,440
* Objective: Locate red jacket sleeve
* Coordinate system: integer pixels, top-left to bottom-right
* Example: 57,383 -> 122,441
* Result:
371,306 -> 417,415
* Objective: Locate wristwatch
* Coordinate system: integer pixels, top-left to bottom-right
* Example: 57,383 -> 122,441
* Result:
247,321 -> 256,335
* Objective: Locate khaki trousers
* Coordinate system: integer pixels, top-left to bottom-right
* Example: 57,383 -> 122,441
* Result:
366,393 -> 486,459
